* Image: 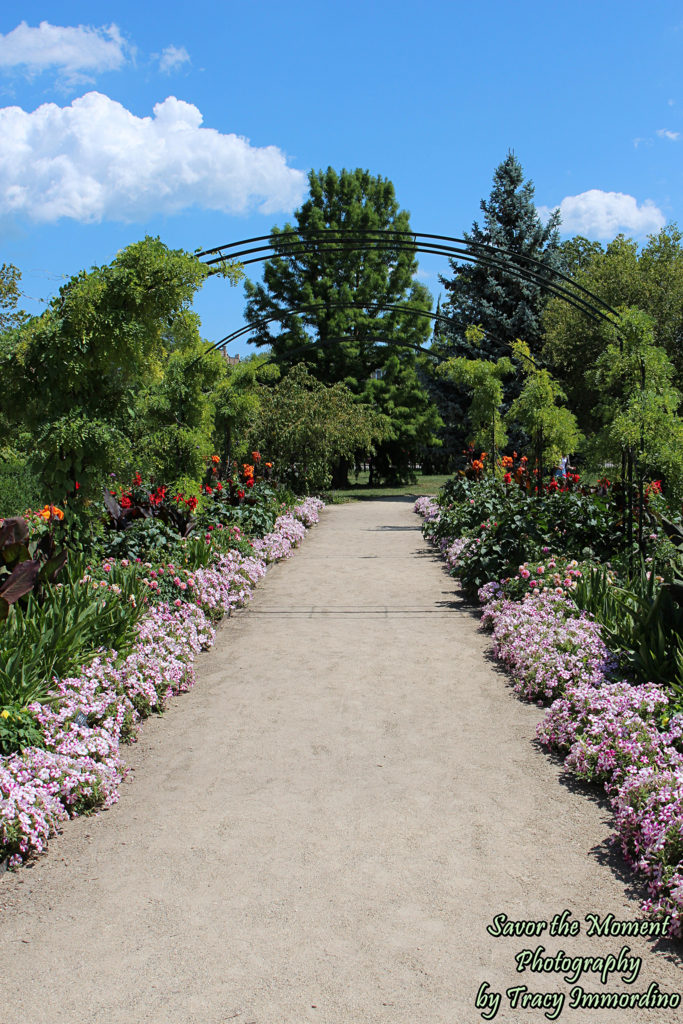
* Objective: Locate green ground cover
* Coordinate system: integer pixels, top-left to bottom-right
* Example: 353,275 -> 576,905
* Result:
328,472 -> 451,503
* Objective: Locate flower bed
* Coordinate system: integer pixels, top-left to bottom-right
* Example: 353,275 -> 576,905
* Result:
0,499 -> 324,868
415,496 -> 683,936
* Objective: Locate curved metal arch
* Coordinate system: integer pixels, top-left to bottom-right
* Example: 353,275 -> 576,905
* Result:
196,229 -> 621,331
211,240 -> 615,332
206,299 -> 524,383
209,299 -> 450,358
252,333 -> 439,371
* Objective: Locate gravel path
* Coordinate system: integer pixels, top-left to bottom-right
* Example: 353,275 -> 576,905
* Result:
1,499 -> 680,1023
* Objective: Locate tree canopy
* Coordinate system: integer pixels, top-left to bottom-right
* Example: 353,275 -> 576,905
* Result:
2,238 -> 236,501
243,167 -> 439,482
543,225 -> 683,430
253,364 -> 388,493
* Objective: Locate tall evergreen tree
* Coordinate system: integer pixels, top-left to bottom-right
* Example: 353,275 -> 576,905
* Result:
244,167 -> 440,483
431,153 -> 560,457
438,152 -> 561,364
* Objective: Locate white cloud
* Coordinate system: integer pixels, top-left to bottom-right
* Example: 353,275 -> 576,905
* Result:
538,190 -> 666,240
656,128 -> 680,141
158,45 -> 190,74
0,21 -> 126,83
0,92 -> 307,223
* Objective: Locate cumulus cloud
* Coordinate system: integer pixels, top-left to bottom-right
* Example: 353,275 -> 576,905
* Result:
538,190 -> 666,239
158,45 -> 190,74
0,92 -> 307,223
0,21 -> 126,83
656,128 -> 680,141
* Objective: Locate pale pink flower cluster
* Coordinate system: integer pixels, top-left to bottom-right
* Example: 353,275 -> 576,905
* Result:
251,512 -> 307,562
293,497 -> 325,526
413,496 -> 440,522
0,500 -> 323,868
413,497 -> 683,936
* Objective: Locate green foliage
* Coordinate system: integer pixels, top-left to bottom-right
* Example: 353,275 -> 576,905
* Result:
0,704 -> 45,756
572,563 -> 683,700
0,571 -> 146,707
213,354 -> 274,467
254,364 -> 387,493
437,330 -> 513,460
364,351 -> 443,484
0,262 -> 25,333
101,517 -> 184,563
244,167 -> 438,480
0,455 -> 43,517
431,477 -> 625,596
197,479 -> 284,537
434,153 -> 561,456
137,332 -> 227,490
3,238 -> 225,503
589,308 -> 683,499
543,226 -> 683,429
507,340 -> 583,474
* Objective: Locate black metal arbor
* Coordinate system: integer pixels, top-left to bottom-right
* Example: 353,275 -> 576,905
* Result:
196,229 -> 621,351
191,229 -> 654,552
192,229 -> 651,543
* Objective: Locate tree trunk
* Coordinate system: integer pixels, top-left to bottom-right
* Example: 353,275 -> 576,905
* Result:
331,455 -> 350,489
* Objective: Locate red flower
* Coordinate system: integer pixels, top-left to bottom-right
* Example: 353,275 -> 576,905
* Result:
205,485 -> 213,495
216,482 -> 223,492
237,488 -> 245,499
503,472 -> 512,484
185,496 -> 198,512
75,481 -> 80,491
245,478 -> 254,488
133,472 -> 142,487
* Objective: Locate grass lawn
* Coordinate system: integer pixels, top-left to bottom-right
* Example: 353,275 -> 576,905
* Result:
327,472 -> 450,503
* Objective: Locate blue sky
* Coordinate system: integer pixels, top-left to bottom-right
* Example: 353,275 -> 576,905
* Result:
2,1 -> 682,355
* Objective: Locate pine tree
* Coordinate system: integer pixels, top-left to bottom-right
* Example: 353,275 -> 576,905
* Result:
439,152 -> 561,364
431,153 -> 560,458
244,167 -> 439,483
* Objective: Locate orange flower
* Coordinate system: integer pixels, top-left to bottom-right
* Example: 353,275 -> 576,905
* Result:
251,451 -> 261,462
211,454 -> 220,464
501,455 -> 513,468
38,504 -> 64,521
242,464 -> 255,478
265,462 -> 273,469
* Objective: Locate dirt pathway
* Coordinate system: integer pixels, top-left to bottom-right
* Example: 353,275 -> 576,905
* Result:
1,500 -> 680,1023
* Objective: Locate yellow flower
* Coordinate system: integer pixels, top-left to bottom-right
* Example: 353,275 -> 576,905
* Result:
1,709 -> 10,719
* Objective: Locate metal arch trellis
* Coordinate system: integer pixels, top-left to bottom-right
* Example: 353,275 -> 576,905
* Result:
195,229 -> 623,334
203,300 -> 457,361
192,228 -> 656,561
